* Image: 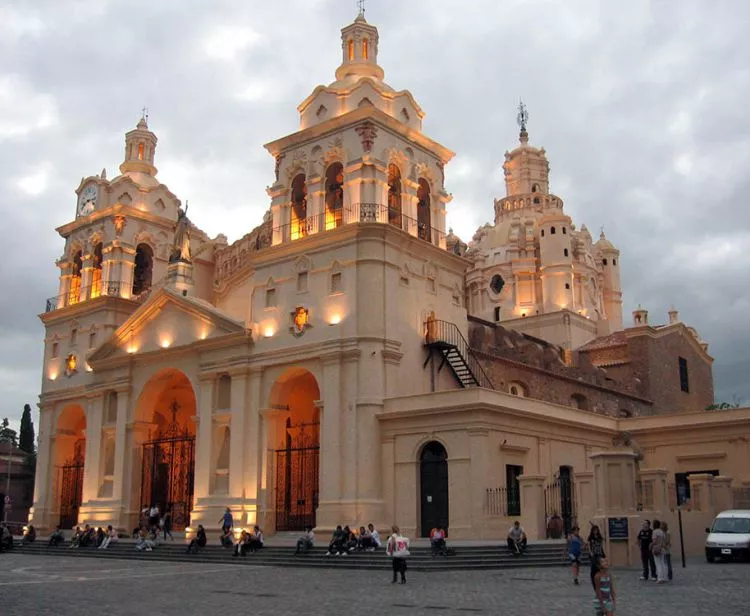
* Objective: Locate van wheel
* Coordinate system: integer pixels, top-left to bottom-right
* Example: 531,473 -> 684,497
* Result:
706,555 -> 715,563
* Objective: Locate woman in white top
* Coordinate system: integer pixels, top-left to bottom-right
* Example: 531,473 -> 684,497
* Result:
386,525 -> 410,584
651,519 -> 668,584
98,525 -> 118,550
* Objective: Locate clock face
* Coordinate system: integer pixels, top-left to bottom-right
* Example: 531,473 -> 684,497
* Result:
77,184 -> 98,216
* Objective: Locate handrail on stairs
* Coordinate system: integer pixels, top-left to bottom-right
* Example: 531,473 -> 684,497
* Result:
424,318 -> 494,390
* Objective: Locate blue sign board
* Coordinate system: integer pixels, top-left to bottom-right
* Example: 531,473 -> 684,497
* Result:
608,517 -> 629,541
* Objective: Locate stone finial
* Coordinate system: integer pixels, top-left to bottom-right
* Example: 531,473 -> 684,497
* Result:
668,306 -> 679,324
100,167 -> 107,180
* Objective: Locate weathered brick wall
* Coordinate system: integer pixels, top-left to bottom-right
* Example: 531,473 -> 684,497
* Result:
626,328 -> 714,413
469,319 -> 653,417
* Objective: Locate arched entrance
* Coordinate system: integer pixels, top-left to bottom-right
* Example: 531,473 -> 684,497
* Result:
136,369 -> 197,530
269,368 -> 320,531
56,405 -> 86,528
419,441 -> 449,537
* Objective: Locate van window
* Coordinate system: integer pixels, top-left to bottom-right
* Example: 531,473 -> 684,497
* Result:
711,517 -> 750,534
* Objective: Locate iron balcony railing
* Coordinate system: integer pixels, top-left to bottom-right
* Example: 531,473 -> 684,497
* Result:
44,280 -> 150,313
273,202 -> 446,246
424,318 -> 494,389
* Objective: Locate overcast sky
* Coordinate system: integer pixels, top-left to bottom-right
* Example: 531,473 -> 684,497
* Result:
1,0 -> 749,432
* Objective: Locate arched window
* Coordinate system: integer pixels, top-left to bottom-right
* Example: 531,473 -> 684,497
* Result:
618,409 -> 632,418
138,143 -> 144,160
562,227 -> 567,234
91,242 -> 103,298
564,248 -> 569,257
531,184 -> 539,193
551,226 -> 556,235
541,229 -> 545,237
508,382 -> 528,397
290,173 -> 307,240
348,39 -> 354,61
417,178 -> 432,242
602,258 -> 608,266
570,393 -> 588,411
612,259 -> 617,266
387,163 -> 402,229
132,243 -> 153,296
325,162 -> 344,230
363,38 -> 368,60
68,250 -> 83,305
217,374 -> 231,409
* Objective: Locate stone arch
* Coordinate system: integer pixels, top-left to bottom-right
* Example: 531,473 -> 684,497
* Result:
267,367 -> 321,531
132,243 -> 154,296
570,393 -> 589,411
290,173 -> 308,240
508,381 -> 529,397
54,403 -> 87,528
417,178 -> 432,242
387,162 -> 403,228
324,162 -> 344,230
132,368 -> 197,530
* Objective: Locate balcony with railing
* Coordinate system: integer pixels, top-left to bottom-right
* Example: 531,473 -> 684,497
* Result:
44,280 -> 151,313
272,203 -> 446,247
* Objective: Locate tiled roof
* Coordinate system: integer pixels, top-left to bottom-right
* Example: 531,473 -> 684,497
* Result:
579,330 -> 628,351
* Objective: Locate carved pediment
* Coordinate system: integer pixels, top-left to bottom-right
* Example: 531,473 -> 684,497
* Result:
88,288 -> 248,365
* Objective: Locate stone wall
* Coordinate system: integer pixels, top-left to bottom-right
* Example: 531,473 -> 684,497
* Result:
469,318 -> 653,417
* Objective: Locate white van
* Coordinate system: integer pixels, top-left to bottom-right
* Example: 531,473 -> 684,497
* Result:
705,510 -> 750,562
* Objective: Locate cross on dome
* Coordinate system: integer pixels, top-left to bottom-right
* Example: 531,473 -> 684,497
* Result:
357,0 -> 365,18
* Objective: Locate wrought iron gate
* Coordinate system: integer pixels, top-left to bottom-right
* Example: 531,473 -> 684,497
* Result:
59,444 -> 85,529
140,428 -> 195,531
544,469 -> 577,538
275,421 -> 319,531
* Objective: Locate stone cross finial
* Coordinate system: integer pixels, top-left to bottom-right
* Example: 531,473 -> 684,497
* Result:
517,99 -> 529,143
357,0 -> 365,17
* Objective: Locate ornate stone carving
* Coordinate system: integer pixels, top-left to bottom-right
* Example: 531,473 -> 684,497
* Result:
355,121 -> 378,153
274,154 -> 285,182
415,161 -> 434,182
113,215 -> 126,236
385,148 -> 409,177
285,150 -> 307,181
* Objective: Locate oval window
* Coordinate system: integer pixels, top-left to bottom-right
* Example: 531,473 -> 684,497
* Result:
490,274 -> 505,294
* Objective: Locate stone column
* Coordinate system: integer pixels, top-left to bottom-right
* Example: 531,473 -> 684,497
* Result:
637,468 -> 669,513
316,354 -> 343,530
110,390 -> 130,511
381,435 -> 395,526
194,377 -> 215,500
228,371 -> 249,498
29,405 -> 55,530
711,475 -> 734,512
79,252 -> 95,300
590,449 -> 640,566
468,427 -> 490,538
518,474 -> 546,540
243,369 -> 262,526
687,473 -> 714,512
81,396 -> 104,504
119,420 -> 152,532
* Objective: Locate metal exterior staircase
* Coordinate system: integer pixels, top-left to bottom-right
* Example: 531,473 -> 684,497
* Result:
424,319 -> 494,389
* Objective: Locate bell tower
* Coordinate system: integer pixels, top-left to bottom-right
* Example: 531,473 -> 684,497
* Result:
120,112 -> 158,177
335,9 -> 384,83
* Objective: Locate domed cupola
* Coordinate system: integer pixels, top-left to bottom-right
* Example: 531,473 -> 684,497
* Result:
119,113 -> 158,178
333,11 -> 385,86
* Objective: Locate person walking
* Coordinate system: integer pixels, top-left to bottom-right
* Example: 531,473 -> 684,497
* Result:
567,526 -> 583,585
586,524 -> 606,590
637,519 -> 657,581
594,556 -> 617,616
162,506 -> 173,542
219,508 -> 233,533
386,525 -> 410,584
651,520 -> 668,584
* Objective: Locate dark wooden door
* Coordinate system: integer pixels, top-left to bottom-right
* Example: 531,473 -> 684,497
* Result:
420,441 -> 449,537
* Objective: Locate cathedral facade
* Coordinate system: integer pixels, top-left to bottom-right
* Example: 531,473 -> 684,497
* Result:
31,13 -> 750,541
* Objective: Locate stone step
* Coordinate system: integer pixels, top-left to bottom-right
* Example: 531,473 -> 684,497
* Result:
14,542 -> 587,571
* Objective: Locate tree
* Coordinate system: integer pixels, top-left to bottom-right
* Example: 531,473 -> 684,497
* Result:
0,417 -> 18,446
19,404 -> 35,454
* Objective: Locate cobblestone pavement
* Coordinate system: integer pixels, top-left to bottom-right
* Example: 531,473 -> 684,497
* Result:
1,554 -> 748,615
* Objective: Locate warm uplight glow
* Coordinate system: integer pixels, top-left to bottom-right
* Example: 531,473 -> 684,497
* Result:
48,369 -> 58,381
199,329 -> 209,340
160,338 -> 172,349
264,326 -> 275,338
329,313 -> 342,325
127,345 -> 138,354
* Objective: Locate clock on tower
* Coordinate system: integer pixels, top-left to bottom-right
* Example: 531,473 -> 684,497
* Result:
77,184 -> 98,217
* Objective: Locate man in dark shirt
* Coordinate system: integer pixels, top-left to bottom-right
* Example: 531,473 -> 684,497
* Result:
637,519 -> 656,580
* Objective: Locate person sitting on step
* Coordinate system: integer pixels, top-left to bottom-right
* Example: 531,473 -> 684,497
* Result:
507,521 -> 527,556
186,525 -> 207,554
430,527 -> 447,556
247,526 -> 264,553
98,525 -> 118,550
135,526 -> 155,552
326,525 -> 347,556
233,529 -> 250,557
356,526 -> 373,552
367,524 -> 381,551
48,525 -> 65,547
22,524 -> 37,545
295,525 -> 315,555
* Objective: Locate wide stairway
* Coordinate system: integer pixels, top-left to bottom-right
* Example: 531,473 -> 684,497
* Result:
15,541 -> 579,571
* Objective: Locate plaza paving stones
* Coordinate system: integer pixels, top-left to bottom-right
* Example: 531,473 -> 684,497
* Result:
1,553 -> 748,615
